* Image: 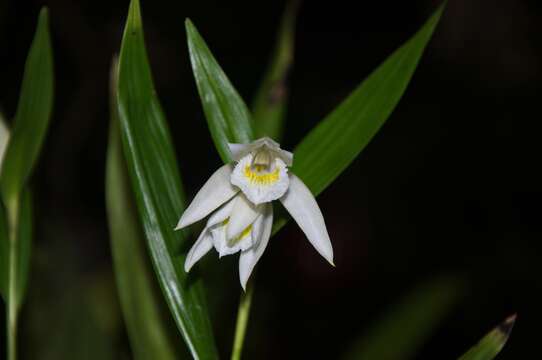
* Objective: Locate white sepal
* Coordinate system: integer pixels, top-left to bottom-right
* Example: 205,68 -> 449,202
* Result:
239,204 -> 273,290
226,194 -> 262,240
175,163 -> 238,230
280,174 -> 334,265
184,229 -> 213,272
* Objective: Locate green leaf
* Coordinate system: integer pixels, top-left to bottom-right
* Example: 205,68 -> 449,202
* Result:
117,1 -> 218,358
107,59 -> 177,360
14,189 -> 32,308
292,3 -> 444,194
458,315 -> 516,360
273,3 -> 445,235
344,276 -> 462,360
186,19 -> 254,163
0,8 -> 53,208
252,0 -> 300,141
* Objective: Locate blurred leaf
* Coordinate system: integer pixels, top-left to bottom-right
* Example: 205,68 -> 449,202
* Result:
0,8 -> 53,207
14,189 -> 32,307
344,276 -> 462,360
252,0 -> 300,140
458,315 -> 516,360
117,1 -> 218,358
107,58 -> 177,360
186,19 -> 254,163
273,3 -> 445,234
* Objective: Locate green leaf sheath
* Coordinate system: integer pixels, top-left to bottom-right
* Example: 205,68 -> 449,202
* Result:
292,3 -> 445,196
186,19 -> 254,163
458,315 -> 516,360
107,60 -> 177,360
251,0 -> 300,141
0,8 -> 53,207
271,3 -> 445,235
344,276 -> 462,360
117,1 -> 218,358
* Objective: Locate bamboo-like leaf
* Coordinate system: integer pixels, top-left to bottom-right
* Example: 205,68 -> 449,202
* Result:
252,0 -> 300,140
273,3 -> 445,234
0,8 -> 53,208
292,3 -> 445,195
186,19 -> 254,163
117,1 -> 218,358
458,315 -> 516,360
107,59 -> 177,360
0,9 -> 53,360
344,277 -> 462,360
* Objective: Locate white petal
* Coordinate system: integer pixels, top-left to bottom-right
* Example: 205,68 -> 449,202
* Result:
231,154 -> 289,205
175,164 -> 238,230
206,196 -> 236,227
239,204 -> 273,290
211,224 -> 253,257
226,194 -> 262,240
228,142 -> 251,162
280,174 -> 334,265
184,228 -> 213,272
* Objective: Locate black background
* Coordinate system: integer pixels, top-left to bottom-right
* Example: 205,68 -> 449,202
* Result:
0,0 -> 540,358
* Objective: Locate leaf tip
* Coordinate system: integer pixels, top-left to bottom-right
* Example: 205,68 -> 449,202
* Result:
497,314 -> 517,340
127,0 -> 142,31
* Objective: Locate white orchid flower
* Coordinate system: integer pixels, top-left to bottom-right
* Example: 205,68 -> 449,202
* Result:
175,137 -> 333,289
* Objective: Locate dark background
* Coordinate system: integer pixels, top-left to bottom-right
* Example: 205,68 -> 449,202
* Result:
0,0 -> 541,358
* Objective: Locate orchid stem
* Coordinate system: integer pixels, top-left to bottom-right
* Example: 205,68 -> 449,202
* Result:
231,277 -> 255,360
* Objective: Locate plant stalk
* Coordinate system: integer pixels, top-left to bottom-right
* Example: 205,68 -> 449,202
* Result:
230,278 -> 255,360
6,198 -> 20,360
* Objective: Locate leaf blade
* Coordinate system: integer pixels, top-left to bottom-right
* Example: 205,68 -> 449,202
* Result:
458,315 -> 516,360
186,19 -> 254,162
0,8 -> 54,206
107,59 -> 178,360
117,1 -> 218,358
293,4 -> 445,195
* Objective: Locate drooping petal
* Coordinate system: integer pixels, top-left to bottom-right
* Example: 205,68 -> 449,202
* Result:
280,174 -> 334,265
231,154 -> 289,205
226,194 -> 262,240
184,228 -> 213,272
175,163 -> 238,230
239,204 -> 273,290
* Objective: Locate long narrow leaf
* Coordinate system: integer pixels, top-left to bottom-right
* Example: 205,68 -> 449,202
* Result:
117,1 -> 218,358
344,277 -> 462,360
107,60 -> 177,360
0,8 -> 53,208
252,0 -> 300,140
458,315 -> 516,360
292,3 -> 445,195
186,19 -> 254,163
273,3 -> 445,235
